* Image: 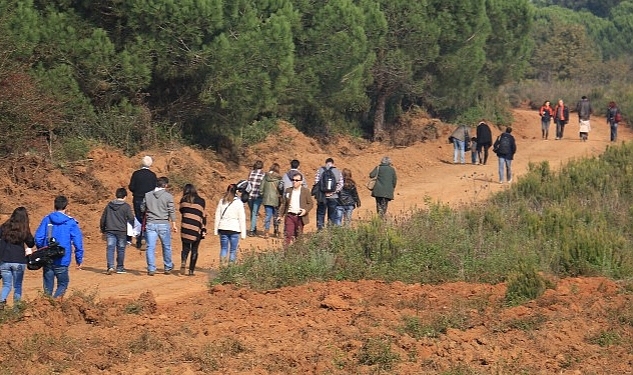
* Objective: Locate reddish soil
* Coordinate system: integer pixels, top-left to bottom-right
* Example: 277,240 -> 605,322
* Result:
1,109 -> 632,374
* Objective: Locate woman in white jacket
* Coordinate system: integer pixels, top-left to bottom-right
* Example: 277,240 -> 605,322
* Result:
214,184 -> 247,265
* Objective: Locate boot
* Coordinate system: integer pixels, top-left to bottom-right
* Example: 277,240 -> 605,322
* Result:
188,270 -> 194,276
180,262 -> 186,274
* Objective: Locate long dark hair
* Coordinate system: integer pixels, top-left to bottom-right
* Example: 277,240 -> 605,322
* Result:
181,183 -> 199,204
222,184 -> 238,204
0,206 -> 31,244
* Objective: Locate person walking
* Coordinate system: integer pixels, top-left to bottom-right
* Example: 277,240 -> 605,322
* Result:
142,176 -> 178,276
369,156 -> 397,218
0,207 -> 35,309
179,184 -> 207,276
553,99 -> 570,140
449,124 -> 470,164
336,168 -> 361,226
246,160 -> 265,236
260,162 -> 283,238
606,101 -> 622,143
34,196 -> 84,299
313,158 -> 344,229
576,95 -> 593,141
99,187 -> 134,274
493,127 -> 517,184
539,100 -> 554,140
278,172 -> 314,245
214,184 -> 247,265
476,121 -> 493,165
281,159 -> 307,190
128,155 -> 157,248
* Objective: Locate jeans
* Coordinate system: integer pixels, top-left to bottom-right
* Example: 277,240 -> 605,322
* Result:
145,222 -> 174,272
555,120 -> 566,139
541,119 -> 550,138
316,198 -> 340,230
263,205 -> 278,231
219,231 -> 240,263
453,138 -> 465,163
43,264 -> 69,298
336,205 -> 355,226
106,232 -> 127,271
248,197 -> 263,232
610,122 -> 618,142
498,157 -> 513,183
0,262 -> 26,302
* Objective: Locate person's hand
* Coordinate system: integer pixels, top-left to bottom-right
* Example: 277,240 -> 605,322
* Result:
76,264 -> 82,270
172,224 -> 178,233
298,208 -> 306,216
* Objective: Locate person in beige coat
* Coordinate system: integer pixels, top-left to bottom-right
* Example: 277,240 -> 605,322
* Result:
278,172 -> 314,245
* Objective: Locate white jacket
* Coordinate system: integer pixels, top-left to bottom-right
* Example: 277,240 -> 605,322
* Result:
214,197 -> 246,239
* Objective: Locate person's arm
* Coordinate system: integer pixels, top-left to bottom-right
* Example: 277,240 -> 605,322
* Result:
99,207 -> 107,233
71,221 -> 84,268
167,198 -> 178,232
34,217 -> 48,248
238,205 -> 247,239
303,188 -> 315,214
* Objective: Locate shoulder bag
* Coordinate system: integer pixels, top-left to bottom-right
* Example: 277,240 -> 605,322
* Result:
366,166 -> 380,190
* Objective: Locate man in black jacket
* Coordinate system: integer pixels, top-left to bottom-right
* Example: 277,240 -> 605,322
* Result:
128,155 -> 157,248
494,127 -> 517,184
476,121 -> 493,165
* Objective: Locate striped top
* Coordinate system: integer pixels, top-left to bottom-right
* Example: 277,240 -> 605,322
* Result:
179,196 -> 207,243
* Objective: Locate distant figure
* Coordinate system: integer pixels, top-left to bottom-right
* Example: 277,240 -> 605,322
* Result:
246,160 -> 265,236
493,127 -> 517,184
278,172 -> 314,245
128,155 -> 157,248
282,159 -> 307,190
476,121 -> 493,165
576,96 -> 593,141
313,158 -> 344,229
336,168 -> 361,226
470,137 -> 478,165
142,176 -> 178,276
539,100 -> 554,140
553,99 -> 570,140
34,195 -> 84,299
99,187 -> 134,275
449,124 -> 470,164
607,101 -> 622,143
0,207 -> 35,308
260,163 -> 283,238
369,156 -> 397,218
214,184 -> 247,265
179,184 -> 207,276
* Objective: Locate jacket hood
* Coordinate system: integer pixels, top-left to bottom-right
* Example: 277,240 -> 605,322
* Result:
152,188 -> 167,199
107,200 -> 127,211
47,211 -> 75,226
264,172 -> 281,182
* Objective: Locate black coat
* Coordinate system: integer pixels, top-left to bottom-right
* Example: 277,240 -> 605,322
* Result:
476,123 -> 493,146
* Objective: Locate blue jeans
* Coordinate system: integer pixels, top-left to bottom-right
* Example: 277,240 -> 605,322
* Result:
498,157 -> 513,182
43,264 -> 69,298
219,231 -> 240,263
248,197 -> 263,232
317,198 -> 341,230
263,205 -> 278,231
336,205 -> 355,226
453,139 -> 465,163
1,262 -> 26,302
106,232 -> 128,271
610,122 -> 618,142
145,222 -> 174,272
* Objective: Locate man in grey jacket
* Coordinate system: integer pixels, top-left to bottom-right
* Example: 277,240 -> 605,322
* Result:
142,177 -> 178,275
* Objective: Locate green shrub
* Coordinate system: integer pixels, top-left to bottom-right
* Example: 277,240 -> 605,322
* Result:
357,336 -> 400,370
505,264 -> 547,306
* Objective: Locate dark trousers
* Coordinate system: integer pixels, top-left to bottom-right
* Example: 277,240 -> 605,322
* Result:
132,197 -> 145,246
284,214 -> 304,245
181,240 -> 201,272
476,143 -> 491,165
375,197 -> 390,218
555,120 -> 566,139
316,198 -> 339,230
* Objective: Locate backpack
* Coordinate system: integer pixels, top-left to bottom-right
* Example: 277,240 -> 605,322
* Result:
616,111 -> 623,123
611,107 -> 623,123
319,167 -> 337,193
236,180 -> 252,203
494,134 -> 512,155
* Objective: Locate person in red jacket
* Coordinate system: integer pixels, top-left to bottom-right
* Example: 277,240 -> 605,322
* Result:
539,100 -> 554,140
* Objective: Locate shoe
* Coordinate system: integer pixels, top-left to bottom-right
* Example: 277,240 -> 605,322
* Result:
508,178 -> 513,184
116,269 -> 127,274
248,230 -> 256,237
164,269 -> 172,275
106,268 -> 114,275
180,263 -> 186,273
147,271 -> 155,276
188,270 -> 194,276
499,180 -> 503,184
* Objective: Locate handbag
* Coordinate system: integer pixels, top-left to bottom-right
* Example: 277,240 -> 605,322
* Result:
366,166 -> 380,190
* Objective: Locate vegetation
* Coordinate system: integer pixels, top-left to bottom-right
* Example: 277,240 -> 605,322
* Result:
2,0 -> 632,159
213,141 -> 633,300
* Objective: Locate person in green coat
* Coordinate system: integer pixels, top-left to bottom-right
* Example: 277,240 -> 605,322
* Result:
260,163 -> 283,238
369,156 -> 397,218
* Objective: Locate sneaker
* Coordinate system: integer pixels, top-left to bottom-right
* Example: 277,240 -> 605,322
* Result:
116,269 -> 127,274
187,270 -> 194,276
499,180 -> 503,184
164,269 -> 172,275
508,178 -> 513,184
106,268 -> 114,275
147,271 -> 155,276
180,263 -> 186,274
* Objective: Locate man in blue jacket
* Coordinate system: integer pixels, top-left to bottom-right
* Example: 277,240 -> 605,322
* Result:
35,195 -> 84,299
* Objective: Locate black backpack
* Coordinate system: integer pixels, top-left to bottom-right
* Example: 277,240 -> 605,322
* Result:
494,134 -> 512,155
319,167 -> 337,193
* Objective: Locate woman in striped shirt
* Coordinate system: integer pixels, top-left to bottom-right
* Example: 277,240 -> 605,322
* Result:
179,184 -> 207,276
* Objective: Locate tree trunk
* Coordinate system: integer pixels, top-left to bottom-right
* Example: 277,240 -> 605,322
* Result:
373,91 -> 387,142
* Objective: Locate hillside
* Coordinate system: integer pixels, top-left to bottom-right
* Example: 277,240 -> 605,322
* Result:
1,109 -> 632,374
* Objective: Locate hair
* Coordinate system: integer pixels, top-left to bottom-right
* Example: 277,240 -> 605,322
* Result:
543,100 -> 550,106
609,101 -> 617,108
142,155 -> 153,168
291,171 -> 303,181
582,95 -> 587,100
325,157 -> 334,164
222,184 -> 238,204
381,156 -> 392,165
290,159 -> 300,169
115,187 -> 127,199
182,183 -> 199,203
252,160 -> 264,170
269,163 -> 280,174
505,127 -> 513,134
342,168 -> 355,188
54,196 -> 68,211
157,176 -> 169,188
0,207 -> 31,244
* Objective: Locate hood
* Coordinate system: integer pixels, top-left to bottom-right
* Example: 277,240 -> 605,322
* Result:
152,188 -> 167,199
107,200 -> 127,211
47,211 -> 74,226
264,172 -> 280,182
